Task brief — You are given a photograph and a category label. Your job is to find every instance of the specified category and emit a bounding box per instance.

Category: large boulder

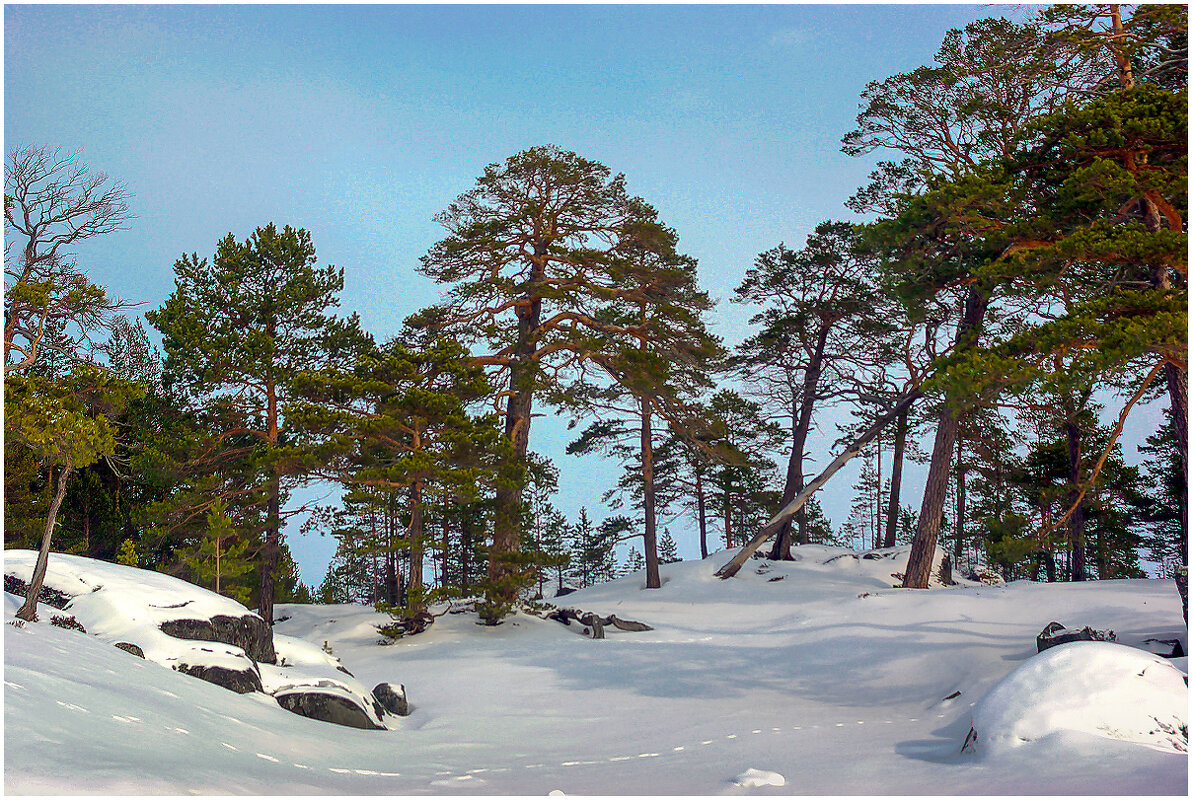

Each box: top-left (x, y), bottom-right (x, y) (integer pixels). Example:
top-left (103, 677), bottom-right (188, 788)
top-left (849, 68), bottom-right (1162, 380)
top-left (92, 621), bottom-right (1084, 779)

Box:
top-left (276, 690), bottom-right (385, 730)
top-left (373, 682), bottom-right (410, 716)
top-left (176, 663), bottom-right (263, 694)
top-left (966, 641), bottom-right (1187, 755)
top-left (4, 573), bottom-right (73, 610)
top-left (160, 615), bottom-right (276, 664)
top-left (1037, 621), bottom-right (1116, 653)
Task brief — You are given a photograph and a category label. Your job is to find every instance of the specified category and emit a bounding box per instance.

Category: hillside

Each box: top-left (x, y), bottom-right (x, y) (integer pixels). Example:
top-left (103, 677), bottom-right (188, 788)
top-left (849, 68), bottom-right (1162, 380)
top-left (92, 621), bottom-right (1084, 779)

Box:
top-left (4, 546), bottom-right (1187, 795)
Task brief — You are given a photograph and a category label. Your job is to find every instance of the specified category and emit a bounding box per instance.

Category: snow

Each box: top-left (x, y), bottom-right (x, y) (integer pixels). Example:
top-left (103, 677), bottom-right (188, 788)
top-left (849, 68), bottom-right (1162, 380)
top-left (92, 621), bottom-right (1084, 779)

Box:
top-left (733, 768), bottom-right (787, 788)
top-left (5, 545), bottom-right (1188, 794)
top-left (4, 549), bottom-right (385, 728)
top-left (970, 641), bottom-right (1188, 754)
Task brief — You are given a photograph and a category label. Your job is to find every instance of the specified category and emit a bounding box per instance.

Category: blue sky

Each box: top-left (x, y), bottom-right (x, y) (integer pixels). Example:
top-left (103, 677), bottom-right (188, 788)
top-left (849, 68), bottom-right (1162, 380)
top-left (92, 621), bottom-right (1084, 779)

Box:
top-left (7, 3), bottom-right (1057, 583)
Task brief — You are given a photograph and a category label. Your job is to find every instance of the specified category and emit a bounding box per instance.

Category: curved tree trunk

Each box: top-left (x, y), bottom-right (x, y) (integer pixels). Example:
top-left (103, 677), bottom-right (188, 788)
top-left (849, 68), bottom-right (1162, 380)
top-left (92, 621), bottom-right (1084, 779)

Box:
top-left (16, 465), bottom-right (73, 622)
top-left (903, 286), bottom-right (988, 589)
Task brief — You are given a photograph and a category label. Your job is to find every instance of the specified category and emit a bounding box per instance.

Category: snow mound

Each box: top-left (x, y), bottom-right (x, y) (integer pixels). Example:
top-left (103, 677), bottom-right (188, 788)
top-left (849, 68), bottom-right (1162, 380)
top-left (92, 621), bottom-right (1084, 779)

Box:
top-left (733, 768), bottom-right (786, 788)
top-left (969, 641), bottom-right (1188, 755)
top-left (4, 551), bottom-right (385, 729)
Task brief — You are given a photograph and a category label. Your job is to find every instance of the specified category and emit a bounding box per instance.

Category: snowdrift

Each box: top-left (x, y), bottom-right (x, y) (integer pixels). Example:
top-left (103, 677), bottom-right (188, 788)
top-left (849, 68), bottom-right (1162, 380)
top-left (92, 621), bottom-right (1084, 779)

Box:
top-left (5, 546), bottom-right (1188, 794)
top-left (4, 551), bottom-right (391, 730)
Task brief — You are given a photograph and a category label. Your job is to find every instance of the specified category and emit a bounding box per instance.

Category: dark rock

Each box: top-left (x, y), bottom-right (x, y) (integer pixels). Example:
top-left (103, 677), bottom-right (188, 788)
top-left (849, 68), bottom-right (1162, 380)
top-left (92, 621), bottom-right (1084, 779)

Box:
top-left (1143, 638), bottom-right (1185, 659)
top-left (372, 682), bottom-right (410, 716)
top-left (4, 574), bottom-right (73, 610)
top-left (175, 663), bottom-right (263, 694)
top-left (1037, 621), bottom-right (1116, 653)
top-left (554, 586), bottom-right (578, 597)
top-left (114, 642), bottom-right (145, 658)
top-left (275, 691), bottom-right (385, 730)
top-left (160, 614), bottom-right (276, 664)
top-left (608, 615), bottom-right (653, 633)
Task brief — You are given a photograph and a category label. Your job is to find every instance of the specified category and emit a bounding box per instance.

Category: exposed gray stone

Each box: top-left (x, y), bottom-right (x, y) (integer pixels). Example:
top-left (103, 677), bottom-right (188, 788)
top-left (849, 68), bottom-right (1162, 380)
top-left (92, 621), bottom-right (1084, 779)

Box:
top-left (275, 691), bottom-right (385, 730)
top-left (372, 682), bottom-right (410, 716)
top-left (175, 663), bottom-right (263, 694)
top-left (4, 573), bottom-right (72, 609)
top-left (1037, 621), bottom-right (1116, 653)
top-left (114, 642), bottom-right (145, 658)
top-left (160, 614), bottom-right (276, 664)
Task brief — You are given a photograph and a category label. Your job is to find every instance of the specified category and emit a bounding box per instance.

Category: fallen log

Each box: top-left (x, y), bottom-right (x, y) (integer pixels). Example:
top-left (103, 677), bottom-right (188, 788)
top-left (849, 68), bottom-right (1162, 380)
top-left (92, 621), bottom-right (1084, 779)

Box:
top-left (545, 607), bottom-right (654, 639)
top-left (715, 389), bottom-right (922, 579)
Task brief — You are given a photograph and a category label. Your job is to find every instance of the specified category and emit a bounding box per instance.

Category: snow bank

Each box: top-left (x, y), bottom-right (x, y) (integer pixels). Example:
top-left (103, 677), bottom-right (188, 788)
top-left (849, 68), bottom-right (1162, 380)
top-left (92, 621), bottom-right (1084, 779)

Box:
top-left (970, 641), bottom-right (1188, 755)
top-left (4, 550), bottom-right (385, 729)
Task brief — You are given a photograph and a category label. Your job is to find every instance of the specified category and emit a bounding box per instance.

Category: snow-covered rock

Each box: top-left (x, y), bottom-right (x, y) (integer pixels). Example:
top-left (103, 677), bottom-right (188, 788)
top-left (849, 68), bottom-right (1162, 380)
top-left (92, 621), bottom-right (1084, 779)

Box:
top-left (4, 551), bottom-right (386, 729)
top-left (733, 768), bottom-right (786, 788)
top-left (968, 641), bottom-right (1188, 755)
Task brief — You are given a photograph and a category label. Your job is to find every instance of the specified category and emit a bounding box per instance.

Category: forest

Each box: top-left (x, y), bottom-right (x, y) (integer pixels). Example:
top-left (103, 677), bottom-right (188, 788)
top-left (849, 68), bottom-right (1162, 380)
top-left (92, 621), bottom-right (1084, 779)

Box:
top-left (4, 4), bottom-right (1187, 634)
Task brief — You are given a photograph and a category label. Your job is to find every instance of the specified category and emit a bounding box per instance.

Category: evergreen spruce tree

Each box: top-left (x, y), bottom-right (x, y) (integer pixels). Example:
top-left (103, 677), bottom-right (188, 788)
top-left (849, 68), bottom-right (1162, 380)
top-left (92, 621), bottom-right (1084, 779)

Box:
top-left (623, 547), bottom-right (645, 576)
top-left (657, 528), bottom-right (680, 564)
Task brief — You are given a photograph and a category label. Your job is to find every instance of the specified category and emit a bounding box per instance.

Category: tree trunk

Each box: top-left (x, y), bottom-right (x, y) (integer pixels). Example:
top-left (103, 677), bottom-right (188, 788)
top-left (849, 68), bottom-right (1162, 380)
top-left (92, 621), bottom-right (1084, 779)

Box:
top-left (409, 481), bottom-right (425, 608)
top-left (258, 474), bottom-right (281, 626)
top-left (955, 464), bottom-right (966, 568)
top-left (723, 490), bottom-right (732, 549)
top-left (903, 286), bottom-right (988, 589)
top-left (385, 498), bottom-right (399, 604)
top-left (696, 467), bottom-right (708, 559)
top-left (1066, 418), bottom-right (1086, 581)
top-left (16, 465), bottom-right (73, 622)
top-left (770, 328), bottom-right (828, 558)
top-left (490, 268), bottom-right (543, 602)
top-left (1166, 363), bottom-right (1189, 565)
top-left (716, 388), bottom-right (922, 579)
top-left (640, 400), bottom-right (661, 589)
top-left (883, 405), bottom-right (909, 548)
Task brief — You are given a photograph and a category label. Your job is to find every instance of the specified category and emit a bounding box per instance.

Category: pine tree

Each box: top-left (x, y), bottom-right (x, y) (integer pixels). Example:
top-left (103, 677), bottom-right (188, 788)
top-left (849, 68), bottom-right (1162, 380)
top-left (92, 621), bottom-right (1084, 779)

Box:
top-left (622, 547), bottom-right (645, 576)
top-left (180, 499), bottom-right (255, 602)
top-left (418, 145), bottom-right (720, 610)
top-left (657, 528), bottom-right (680, 564)
top-left (147, 223), bottom-right (360, 625)
top-left (115, 538), bottom-right (139, 567)
top-left (733, 221), bottom-right (889, 558)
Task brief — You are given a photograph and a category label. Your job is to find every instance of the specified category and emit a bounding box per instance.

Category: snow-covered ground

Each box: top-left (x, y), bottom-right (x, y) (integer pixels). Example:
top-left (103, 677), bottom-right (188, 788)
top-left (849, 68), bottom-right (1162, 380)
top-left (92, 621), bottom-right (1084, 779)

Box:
top-left (4, 545), bottom-right (1188, 795)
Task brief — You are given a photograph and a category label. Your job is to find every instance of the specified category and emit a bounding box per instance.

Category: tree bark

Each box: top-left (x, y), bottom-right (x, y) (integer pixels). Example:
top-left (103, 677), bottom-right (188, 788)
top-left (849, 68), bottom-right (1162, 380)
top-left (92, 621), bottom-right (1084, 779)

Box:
top-left (258, 474), bottom-right (281, 625)
top-left (16, 465), bottom-right (73, 622)
top-left (955, 463), bottom-right (966, 567)
top-left (1165, 363), bottom-right (1189, 564)
top-left (1065, 418), bottom-right (1086, 581)
top-left (883, 405), bottom-right (909, 548)
top-left (640, 400), bottom-right (661, 589)
top-left (770, 328), bottom-right (829, 559)
top-left (903, 286), bottom-right (988, 589)
top-left (696, 467), bottom-right (708, 559)
top-left (409, 481), bottom-right (425, 607)
top-left (716, 388), bottom-right (922, 579)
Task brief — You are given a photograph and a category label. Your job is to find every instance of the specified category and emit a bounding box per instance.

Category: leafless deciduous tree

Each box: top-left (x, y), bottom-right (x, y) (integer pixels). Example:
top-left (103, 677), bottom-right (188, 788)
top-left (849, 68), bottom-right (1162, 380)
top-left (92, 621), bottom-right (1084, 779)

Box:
top-left (4, 146), bottom-right (133, 374)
